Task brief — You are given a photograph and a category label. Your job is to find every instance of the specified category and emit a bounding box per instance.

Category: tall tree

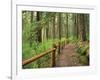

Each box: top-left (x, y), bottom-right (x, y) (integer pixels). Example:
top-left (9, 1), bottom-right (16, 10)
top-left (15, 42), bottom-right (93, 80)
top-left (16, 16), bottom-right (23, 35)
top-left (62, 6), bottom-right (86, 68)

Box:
top-left (78, 14), bottom-right (86, 41)
top-left (58, 13), bottom-right (62, 40)
top-left (30, 11), bottom-right (33, 47)
top-left (36, 12), bottom-right (42, 42)
top-left (46, 13), bottom-right (49, 40)
top-left (84, 14), bottom-right (89, 40)
top-left (66, 13), bottom-right (69, 38)
top-left (58, 13), bottom-right (62, 53)
top-left (73, 14), bottom-right (79, 39)
top-left (53, 13), bottom-right (56, 39)
top-left (76, 14), bottom-right (79, 39)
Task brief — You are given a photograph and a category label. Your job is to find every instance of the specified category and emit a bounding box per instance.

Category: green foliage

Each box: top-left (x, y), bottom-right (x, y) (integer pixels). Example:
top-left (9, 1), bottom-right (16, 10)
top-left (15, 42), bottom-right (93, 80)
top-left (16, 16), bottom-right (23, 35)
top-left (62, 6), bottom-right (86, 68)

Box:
top-left (22, 43), bottom-right (35, 60)
top-left (36, 40), bottom-right (53, 54)
top-left (86, 33), bottom-right (89, 41)
top-left (76, 42), bottom-right (89, 65)
top-left (66, 36), bottom-right (79, 43)
top-left (76, 44), bottom-right (89, 55)
top-left (60, 38), bottom-right (66, 42)
top-left (23, 39), bottom-right (57, 68)
top-left (79, 56), bottom-right (89, 65)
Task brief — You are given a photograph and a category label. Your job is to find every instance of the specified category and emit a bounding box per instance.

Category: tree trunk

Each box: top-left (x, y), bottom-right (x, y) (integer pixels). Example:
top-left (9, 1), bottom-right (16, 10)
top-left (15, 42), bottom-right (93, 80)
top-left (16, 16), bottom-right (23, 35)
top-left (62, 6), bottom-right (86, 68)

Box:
top-left (76, 14), bottom-right (79, 39)
top-left (74, 14), bottom-right (79, 39)
top-left (36, 12), bottom-right (42, 42)
top-left (58, 13), bottom-right (61, 40)
top-left (53, 14), bottom-right (56, 39)
top-left (78, 14), bottom-right (86, 41)
top-left (30, 11), bottom-right (33, 47)
top-left (66, 13), bottom-right (69, 38)
top-left (58, 13), bottom-right (62, 53)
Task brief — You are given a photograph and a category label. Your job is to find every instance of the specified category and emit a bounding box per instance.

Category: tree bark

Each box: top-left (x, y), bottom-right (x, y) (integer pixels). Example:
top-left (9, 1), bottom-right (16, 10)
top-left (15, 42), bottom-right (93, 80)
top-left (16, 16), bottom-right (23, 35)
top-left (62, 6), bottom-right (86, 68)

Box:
top-left (78, 14), bottom-right (86, 41)
top-left (66, 13), bottom-right (69, 38)
top-left (53, 14), bottom-right (56, 39)
top-left (30, 11), bottom-right (33, 47)
top-left (36, 12), bottom-right (42, 42)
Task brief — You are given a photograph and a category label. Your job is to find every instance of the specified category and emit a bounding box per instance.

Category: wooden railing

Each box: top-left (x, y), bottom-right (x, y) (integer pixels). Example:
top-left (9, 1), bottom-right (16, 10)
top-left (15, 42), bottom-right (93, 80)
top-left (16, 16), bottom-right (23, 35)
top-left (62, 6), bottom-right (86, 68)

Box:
top-left (22, 40), bottom-right (66, 67)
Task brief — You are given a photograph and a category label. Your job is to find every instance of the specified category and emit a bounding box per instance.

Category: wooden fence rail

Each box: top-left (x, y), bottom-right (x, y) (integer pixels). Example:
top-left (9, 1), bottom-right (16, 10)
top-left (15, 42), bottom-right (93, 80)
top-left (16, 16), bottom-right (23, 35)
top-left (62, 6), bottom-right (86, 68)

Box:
top-left (22, 40), bottom-right (66, 67)
top-left (22, 46), bottom-right (56, 67)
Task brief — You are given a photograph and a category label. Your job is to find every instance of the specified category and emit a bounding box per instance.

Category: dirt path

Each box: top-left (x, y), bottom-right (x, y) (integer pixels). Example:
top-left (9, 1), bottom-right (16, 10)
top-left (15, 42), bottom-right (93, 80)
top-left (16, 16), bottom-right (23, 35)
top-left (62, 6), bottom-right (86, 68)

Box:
top-left (56, 43), bottom-right (82, 67)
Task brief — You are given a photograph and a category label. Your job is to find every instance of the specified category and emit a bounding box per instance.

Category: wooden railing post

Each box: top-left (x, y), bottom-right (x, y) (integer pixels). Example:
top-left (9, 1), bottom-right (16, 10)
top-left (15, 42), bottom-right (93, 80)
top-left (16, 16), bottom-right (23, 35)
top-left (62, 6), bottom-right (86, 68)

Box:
top-left (51, 44), bottom-right (56, 67)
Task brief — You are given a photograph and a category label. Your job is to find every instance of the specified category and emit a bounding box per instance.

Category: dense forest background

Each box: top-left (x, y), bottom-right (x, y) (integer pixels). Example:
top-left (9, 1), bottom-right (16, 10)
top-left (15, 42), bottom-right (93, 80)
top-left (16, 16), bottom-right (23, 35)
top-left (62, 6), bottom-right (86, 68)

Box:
top-left (22, 11), bottom-right (89, 68)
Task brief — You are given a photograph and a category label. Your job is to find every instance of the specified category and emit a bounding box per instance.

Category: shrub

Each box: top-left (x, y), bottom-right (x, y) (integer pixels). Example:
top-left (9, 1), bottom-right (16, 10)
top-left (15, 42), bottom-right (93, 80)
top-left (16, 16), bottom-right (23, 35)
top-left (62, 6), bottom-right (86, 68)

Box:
top-left (76, 42), bottom-right (89, 65)
top-left (79, 56), bottom-right (89, 65)
top-left (76, 44), bottom-right (89, 56)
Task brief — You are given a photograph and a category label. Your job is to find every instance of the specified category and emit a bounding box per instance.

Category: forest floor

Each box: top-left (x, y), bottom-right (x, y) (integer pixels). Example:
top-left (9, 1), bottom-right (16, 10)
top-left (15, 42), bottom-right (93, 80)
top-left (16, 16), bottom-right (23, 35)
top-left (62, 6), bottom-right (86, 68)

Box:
top-left (56, 43), bottom-right (82, 67)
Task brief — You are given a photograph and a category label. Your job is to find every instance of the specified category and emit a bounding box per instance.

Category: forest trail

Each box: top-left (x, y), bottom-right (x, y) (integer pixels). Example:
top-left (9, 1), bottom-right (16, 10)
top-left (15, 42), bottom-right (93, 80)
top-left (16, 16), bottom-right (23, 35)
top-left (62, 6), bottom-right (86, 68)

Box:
top-left (56, 43), bottom-right (82, 67)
